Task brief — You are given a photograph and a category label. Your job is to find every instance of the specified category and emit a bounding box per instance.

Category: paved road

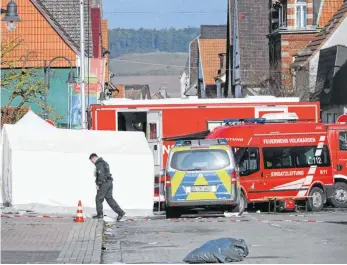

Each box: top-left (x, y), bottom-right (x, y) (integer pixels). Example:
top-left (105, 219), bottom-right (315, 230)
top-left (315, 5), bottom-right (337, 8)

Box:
top-left (102, 210), bottom-right (347, 264)
top-left (1, 217), bottom-right (103, 264)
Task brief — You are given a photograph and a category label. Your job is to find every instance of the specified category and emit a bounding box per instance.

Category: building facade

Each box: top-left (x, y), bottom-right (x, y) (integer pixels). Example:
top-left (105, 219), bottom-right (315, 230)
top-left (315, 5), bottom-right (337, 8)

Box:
top-left (268, 0), bottom-right (344, 95)
top-left (1, 0), bottom-right (109, 128)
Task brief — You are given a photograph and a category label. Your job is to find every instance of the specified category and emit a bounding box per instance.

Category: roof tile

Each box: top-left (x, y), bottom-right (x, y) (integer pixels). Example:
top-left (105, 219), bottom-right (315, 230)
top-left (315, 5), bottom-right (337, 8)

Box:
top-left (318, 0), bottom-right (344, 27)
top-left (31, 0), bottom-right (93, 56)
top-left (294, 1), bottom-right (347, 67)
top-left (199, 39), bottom-right (227, 85)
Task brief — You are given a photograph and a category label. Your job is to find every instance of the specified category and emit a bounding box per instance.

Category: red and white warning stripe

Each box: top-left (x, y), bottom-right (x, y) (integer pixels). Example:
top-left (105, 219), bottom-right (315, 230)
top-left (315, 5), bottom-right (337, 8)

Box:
top-left (256, 218), bottom-right (324, 223)
top-left (1, 213), bottom-right (74, 219)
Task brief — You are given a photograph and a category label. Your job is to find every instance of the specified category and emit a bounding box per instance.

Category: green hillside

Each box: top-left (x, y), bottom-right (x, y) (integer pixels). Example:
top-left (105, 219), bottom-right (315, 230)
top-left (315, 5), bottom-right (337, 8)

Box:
top-left (109, 27), bottom-right (199, 57)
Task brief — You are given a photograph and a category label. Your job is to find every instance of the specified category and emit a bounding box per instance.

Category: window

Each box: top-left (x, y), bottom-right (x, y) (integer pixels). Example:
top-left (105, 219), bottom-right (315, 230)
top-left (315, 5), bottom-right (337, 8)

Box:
top-left (263, 147), bottom-right (294, 169)
top-left (340, 132), bottom-right (347, 151)
top-left (170, 149), bottom-right (230, 171)
top-left (263, 145), bottom-right (331, 169)
top-left (296, 0), bottom-right (307, 28)
top-left (149, 123), bottom-right (157, 140)
top-left (294, 146), bottom-right (330, 167)
top-left (236, 147), bottom-right (259, 176)
top-left (271, 1), bottom-right (287, 31)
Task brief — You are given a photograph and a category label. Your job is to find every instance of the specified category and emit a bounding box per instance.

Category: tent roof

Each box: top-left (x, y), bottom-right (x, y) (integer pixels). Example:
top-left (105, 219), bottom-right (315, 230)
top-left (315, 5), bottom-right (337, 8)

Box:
top-left (14, 111), bottom-right (55, 131)
top-left (4, 127), bottom-right (150, 156)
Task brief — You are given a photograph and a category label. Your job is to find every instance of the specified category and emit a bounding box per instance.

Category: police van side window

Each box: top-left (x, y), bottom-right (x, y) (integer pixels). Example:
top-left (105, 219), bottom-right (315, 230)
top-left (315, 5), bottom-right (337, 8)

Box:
top-left (237, 147), bottom-right (259, 176)
top-left (339, 132), bottom-right (347, 151)
top-left (263, 147), bottom-right (294, 169)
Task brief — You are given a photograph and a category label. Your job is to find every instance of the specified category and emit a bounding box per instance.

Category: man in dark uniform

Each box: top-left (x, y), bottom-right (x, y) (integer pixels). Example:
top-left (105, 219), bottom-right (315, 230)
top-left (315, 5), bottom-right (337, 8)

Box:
top-left (89, 153), bottom-right (125, 221)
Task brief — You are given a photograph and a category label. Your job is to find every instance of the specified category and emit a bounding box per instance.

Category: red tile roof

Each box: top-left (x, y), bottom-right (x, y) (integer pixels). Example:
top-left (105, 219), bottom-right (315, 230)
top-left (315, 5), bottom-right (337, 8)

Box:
top-left (199, 39), bottom-right (227, 85)
top-left (293, 1), bottom-right (347, 68)
top-left (318, 0), bottom-right (344, 27)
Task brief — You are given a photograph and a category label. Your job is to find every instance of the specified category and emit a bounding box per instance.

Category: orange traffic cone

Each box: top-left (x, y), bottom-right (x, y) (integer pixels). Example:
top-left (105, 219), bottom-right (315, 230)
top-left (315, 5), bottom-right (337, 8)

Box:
top-left (75, 200), bottom-right (84, 223)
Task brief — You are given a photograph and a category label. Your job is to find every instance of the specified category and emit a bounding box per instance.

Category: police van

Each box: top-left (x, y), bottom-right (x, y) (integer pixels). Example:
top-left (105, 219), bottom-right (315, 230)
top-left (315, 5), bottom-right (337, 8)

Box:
top-left (163, 139), bottom-right (241, 218)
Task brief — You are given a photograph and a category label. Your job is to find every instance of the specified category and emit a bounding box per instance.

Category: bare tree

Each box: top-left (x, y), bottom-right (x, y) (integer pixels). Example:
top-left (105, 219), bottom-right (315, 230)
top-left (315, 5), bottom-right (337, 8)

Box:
top-left (254, 61), bottom-right (314, 100)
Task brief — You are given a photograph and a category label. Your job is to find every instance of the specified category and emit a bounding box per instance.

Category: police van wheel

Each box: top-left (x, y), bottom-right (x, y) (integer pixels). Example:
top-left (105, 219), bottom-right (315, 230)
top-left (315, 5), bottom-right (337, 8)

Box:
top-left (308, 187), bottom-right (324, 211)
top-left (330, 182), bottom-right (347, 208)
top-left (232, 192), bottom-right (247, 214)
top-left (165, 207), bottom-right (181, 219)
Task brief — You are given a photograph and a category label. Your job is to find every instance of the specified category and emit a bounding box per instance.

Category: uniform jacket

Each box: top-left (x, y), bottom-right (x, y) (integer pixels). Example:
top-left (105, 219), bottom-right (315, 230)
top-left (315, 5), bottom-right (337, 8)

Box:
top-left (95, 158), bottom-right (113, 186)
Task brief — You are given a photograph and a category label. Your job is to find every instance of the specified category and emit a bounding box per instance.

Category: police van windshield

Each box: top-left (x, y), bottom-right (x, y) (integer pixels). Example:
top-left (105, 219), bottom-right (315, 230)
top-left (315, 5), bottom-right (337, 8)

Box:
top-left (170, 149), bottom-right (230, 171)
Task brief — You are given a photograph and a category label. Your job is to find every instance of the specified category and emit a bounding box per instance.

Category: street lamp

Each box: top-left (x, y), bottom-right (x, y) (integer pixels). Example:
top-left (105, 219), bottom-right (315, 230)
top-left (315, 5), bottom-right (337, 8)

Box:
top-left (98, 82), bottom-right (106, 101)
top-left (1, 0), bottom-right (21, 32)
top-left (44, 56), bottom-right (76, 120)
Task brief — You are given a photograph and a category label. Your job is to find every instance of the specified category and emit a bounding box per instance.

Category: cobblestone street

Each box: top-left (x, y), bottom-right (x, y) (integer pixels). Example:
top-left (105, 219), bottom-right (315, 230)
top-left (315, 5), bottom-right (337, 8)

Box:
top-left (1, 217), bottom-right (103, 264)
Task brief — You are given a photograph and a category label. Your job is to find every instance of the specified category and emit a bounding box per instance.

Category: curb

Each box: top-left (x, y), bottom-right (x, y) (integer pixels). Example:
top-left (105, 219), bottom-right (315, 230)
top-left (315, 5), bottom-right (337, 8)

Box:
top-left (92, 219), bottom-right (104, 264)
top-left (1, 213), bottom-right (74, 219)
top-left (2, 214), bottom-right (333, 224)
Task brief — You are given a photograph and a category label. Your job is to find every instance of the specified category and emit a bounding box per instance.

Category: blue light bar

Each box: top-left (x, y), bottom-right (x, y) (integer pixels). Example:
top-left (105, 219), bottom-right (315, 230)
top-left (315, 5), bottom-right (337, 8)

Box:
top-left (223, 119), bottom-right (243, 123)
top-left (217, 138), bottom-right (228, 144)
top-left (175, 140), bottom-right (191, 146)
top-left (175, 140), bottom-right (184, 146)
top-left (245, 118), bottom-right (266, 124)
top-left (223, 118), bottom-right (266, 124)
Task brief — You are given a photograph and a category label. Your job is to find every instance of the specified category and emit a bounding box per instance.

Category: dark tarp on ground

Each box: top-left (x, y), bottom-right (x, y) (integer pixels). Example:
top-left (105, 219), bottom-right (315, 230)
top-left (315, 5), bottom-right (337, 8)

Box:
top-left (183, 238), bottom-right (249, 263)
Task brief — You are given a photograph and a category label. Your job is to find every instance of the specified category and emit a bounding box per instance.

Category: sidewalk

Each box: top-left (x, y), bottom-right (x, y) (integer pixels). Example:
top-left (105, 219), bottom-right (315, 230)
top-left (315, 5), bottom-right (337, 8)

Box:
top-left (1, 217), bottom-right (104, 264)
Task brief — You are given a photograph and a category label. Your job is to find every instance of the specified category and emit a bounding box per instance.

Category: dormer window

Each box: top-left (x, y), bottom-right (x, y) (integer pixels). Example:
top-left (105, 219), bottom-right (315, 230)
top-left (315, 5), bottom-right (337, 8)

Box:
top-left (296, 0), bottom-right (307, 28)
top-left (270, 1), bottom-right (287, 31)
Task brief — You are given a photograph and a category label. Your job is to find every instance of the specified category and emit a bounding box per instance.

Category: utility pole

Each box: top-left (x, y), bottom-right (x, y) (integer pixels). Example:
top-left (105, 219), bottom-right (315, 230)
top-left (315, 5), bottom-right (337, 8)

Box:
top-left (225, 0), bottom-right (232, 98)
top-left (43, 60), bottom-right (48, 119)
top-left (80, 0), bottom-right (87, 129)
top-left (232, 0), bottom-right (242, 98)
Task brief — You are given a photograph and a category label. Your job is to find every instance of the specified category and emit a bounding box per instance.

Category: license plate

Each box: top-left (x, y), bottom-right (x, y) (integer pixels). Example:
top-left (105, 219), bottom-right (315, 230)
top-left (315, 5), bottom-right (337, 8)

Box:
top-left (191, 186), bottom-right (213, 192)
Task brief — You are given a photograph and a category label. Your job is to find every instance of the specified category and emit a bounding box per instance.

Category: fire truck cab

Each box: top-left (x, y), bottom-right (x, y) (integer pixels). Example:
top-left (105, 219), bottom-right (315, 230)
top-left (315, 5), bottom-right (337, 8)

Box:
top-left (207, 118), bottom-right (335, 211)
top-left (325, 123), bottom-right (347, 208)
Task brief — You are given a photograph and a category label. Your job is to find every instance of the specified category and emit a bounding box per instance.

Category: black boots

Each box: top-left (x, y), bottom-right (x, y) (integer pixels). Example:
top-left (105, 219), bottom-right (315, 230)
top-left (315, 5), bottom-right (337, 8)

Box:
top-left (117, 212), bottom-right (125, 221)
top-left (92, 215), bottom-right (103, 219)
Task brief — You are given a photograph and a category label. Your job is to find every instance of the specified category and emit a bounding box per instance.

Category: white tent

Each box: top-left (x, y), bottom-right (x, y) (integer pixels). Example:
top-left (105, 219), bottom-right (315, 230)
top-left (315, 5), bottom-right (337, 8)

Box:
top-left (1, 113), bottom-right (154, 217)
top-left (14, 110), bottom-right (56, 130)
top-left (0, 111), bottom-right (55, 205)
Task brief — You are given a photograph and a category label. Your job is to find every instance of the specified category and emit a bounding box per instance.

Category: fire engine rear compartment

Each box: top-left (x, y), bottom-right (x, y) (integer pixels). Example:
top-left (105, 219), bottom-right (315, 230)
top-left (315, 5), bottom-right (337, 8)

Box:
top-left (116, 110), bottom-right (163, 203)
top-left (117, 111), bottom-right (147, 134)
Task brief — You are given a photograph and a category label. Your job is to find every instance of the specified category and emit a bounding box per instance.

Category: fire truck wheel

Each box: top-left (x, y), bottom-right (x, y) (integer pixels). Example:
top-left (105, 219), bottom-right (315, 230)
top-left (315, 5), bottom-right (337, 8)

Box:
top-left (308, 187), bottom-right (325, 211)
top-left (330, 182), bottom-right (347, 208)
top-left (165, 207), bottom-right (182, 219)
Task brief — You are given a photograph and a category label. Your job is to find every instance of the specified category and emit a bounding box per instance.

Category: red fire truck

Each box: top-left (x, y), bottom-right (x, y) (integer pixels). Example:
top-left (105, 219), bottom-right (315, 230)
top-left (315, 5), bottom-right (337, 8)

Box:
top-left (90, 97), bottom-right (320, 207)
top-left (325, 122), bottom-right (347, 208)
top-left (206, 118), bottom-right (347, 211)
